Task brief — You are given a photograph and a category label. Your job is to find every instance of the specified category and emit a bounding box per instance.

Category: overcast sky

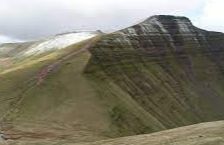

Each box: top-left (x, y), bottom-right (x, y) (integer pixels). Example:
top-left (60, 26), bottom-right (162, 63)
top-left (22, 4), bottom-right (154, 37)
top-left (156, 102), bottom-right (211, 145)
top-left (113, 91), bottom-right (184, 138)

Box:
top-left (0, 0), bottom-right (223, 41)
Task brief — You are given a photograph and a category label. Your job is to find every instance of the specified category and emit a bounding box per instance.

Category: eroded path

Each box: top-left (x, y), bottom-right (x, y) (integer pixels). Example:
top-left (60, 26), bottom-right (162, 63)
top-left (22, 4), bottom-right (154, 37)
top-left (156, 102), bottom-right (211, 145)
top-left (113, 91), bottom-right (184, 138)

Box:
top-left (0, 39), bottom-right (101, 144)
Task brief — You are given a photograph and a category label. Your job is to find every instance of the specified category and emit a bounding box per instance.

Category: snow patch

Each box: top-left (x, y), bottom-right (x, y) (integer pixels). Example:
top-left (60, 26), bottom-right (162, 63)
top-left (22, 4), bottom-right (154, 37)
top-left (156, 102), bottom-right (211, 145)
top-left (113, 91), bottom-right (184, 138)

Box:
top-left (24, 32), bottom-right (97, 56)
top-left (0, 35), bottom-right (22, 44)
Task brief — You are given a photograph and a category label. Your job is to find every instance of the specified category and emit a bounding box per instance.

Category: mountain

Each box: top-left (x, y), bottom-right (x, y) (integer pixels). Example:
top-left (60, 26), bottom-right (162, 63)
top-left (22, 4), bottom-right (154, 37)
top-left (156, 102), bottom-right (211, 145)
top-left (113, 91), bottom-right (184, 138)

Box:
top-left (86, 15), bottom-right (224, 128)
top-left (0, 15), bottom-right (224, 145)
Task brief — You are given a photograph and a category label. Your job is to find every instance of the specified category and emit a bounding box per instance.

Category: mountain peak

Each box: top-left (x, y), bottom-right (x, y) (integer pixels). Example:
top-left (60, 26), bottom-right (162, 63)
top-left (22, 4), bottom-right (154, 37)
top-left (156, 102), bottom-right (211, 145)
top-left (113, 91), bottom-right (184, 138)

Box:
top-left (132, 15), bottom-right (195, 34)
top-left (147, 15), bottom-right (191, 22)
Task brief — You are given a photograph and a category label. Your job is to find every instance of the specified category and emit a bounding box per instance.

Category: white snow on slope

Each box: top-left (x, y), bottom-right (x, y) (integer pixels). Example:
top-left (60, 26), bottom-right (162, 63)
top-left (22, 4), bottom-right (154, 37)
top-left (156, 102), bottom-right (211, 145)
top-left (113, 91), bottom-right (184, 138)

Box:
top-left (24, 32), bottom-right (97, 56)
top-left (0, 35), bottom-right (21, 44)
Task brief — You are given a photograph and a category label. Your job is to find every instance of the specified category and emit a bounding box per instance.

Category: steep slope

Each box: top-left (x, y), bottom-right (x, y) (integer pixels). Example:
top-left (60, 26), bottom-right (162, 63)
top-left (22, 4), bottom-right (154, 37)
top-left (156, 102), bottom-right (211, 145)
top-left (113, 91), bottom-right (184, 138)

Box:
top-left (85, 15), bottom-right (224, 130)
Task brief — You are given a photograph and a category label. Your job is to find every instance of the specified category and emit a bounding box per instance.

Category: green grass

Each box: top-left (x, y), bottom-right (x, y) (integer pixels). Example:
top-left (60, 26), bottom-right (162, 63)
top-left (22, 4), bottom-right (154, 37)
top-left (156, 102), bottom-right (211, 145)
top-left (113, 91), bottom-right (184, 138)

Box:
top-left (0, 38), bottom-right (164, 142)
top-left (85, 29), bottom-right (224, 132)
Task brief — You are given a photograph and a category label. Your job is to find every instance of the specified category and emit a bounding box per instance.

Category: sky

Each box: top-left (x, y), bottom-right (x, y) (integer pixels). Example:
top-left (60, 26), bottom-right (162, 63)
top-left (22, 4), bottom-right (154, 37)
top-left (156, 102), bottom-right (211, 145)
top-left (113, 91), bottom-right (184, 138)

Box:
top-left (0, 0), bottom-right (223, 42)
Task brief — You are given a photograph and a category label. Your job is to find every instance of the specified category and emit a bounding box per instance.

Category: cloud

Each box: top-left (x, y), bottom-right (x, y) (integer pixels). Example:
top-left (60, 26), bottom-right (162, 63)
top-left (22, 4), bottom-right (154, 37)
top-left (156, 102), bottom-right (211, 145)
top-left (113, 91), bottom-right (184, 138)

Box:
top-left (0, 0), bottom-right (221, 40)
top-left (194, 0), bottom-right (224, 32)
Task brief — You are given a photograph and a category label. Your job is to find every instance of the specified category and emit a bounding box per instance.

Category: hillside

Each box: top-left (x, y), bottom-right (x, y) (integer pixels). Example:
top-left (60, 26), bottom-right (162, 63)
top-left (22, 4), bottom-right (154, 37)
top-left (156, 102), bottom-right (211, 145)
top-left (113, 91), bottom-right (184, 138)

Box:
top-left (4, 121), bottom-right (224, 144)
top-left (74, 121), bottom-right (224, 145)
top-left (0, 15), bottom-right (224, 144)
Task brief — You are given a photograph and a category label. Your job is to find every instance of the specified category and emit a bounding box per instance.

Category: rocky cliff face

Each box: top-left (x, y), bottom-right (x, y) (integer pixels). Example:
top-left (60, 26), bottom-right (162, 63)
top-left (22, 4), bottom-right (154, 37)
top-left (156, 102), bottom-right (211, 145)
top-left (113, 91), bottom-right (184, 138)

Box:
top-left (86, 15), bottom-right (224, 129)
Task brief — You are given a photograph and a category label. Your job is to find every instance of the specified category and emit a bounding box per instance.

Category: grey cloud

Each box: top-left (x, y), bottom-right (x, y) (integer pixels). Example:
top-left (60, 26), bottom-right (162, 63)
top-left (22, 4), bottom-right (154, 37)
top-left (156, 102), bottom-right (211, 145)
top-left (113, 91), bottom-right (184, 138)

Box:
top-left (0, 0), bottom-right (213, 41)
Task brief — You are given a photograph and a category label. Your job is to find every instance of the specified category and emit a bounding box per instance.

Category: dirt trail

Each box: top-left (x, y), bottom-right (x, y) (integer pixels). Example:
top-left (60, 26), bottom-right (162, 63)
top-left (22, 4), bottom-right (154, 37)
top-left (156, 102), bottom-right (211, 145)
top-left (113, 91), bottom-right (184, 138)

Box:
top-left (0, 39), bottom-right (96, 140)
top-left (36, 40), bottom-right (93, 85)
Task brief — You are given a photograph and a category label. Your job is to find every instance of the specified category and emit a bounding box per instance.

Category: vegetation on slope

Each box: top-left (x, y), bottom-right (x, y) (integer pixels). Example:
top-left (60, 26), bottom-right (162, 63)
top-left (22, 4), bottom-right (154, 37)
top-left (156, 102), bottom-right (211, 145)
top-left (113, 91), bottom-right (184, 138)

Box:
top-left (85, 15), bottom-right (224, 132)
top-left (74, 121), bottom-right (224, 145)
top-left (0, 36), bottom-right (163, 144)
top-left (1, 15), bottom-right (224, 145)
